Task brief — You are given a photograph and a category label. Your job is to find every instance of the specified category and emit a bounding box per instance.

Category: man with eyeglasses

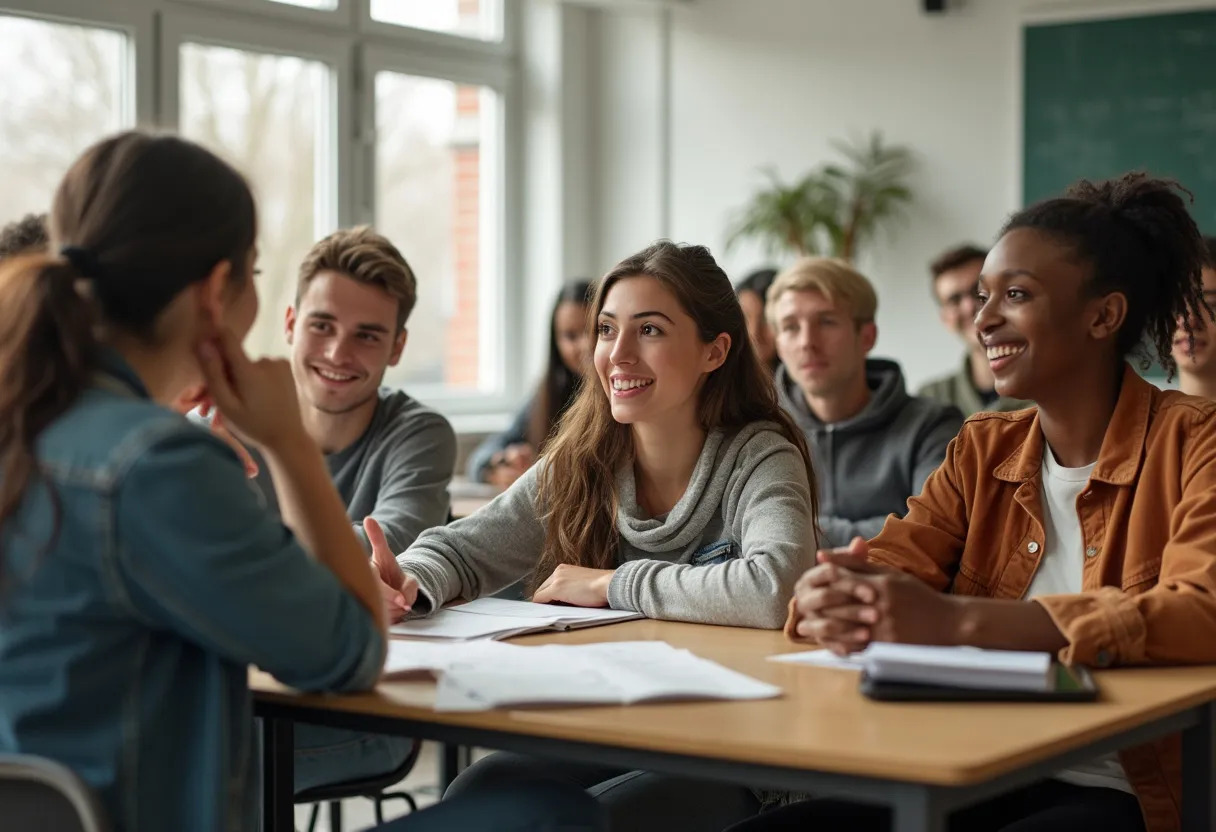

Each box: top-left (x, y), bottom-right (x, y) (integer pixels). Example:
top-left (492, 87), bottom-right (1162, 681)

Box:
top-left (917, 243), bottom-right (1032, 416)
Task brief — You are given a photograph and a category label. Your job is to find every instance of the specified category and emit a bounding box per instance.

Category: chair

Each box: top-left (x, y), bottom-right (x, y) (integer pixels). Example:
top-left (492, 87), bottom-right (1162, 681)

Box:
top-left (294, 740), bottom-right (422, 832)
top-left (0, 753), bottom-right (109, 832)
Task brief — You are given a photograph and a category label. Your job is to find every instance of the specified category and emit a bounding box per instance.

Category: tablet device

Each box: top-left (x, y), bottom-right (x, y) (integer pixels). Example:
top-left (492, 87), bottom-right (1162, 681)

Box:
top-left (860, 663), bottom-right (1098, 702)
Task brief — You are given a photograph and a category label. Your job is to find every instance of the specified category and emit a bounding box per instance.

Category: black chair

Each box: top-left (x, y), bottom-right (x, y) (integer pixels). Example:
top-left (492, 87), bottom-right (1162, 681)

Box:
top-left (294, 740), bottom-right (422, 832)
top-left (0, 753), bottom-right (109, 832)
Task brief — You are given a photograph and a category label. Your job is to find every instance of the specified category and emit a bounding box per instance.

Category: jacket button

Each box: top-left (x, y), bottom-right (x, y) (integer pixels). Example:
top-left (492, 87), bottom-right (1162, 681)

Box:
top-left (1095, 650), bottom-right (1112, 667)
top-left (1027, 541), bottom-right (1040, 554)
top-left (1085, 546), bottom-right (1098, 558)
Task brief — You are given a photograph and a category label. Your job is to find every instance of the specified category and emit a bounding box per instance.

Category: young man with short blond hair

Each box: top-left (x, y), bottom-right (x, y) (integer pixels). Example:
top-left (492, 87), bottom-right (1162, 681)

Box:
top-left (768, 257), bottom-right (963, 547)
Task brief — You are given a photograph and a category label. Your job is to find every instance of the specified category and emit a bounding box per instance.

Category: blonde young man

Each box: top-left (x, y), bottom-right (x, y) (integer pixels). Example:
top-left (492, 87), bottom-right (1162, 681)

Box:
top-left (1174, 236), bottom-right (1216, 399)
top-left (768, 257), bottom-right (963, 547)
top-left (918, 244), bottom-right (1032, 415)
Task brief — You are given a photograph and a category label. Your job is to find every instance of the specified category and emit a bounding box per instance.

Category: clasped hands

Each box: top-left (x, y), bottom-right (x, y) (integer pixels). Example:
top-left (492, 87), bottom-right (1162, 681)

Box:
top-left (792, 536), bottom-right (961, 656)
top-left (364, 517), bottom-right (614, 623)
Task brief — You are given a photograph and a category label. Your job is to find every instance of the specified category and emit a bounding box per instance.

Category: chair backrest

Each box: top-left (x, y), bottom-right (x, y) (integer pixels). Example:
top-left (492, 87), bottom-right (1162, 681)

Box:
top-left (0, 754), bottom-right (109, 832)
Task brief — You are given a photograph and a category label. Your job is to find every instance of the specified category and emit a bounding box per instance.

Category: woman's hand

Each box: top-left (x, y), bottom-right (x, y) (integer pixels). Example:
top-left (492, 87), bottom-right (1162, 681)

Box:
top-left (532, 564), bottom-right (615, 607)
top-left (791, 537), bottom-right (961, 655)
top-left (194, 326), bottom-right (305, 456)
top-left (172, 387), bottom-right (260, 478)
top-left (366, 517), bottom-right (418, 623)
top-left (486, 443), bottom-right (535, 488)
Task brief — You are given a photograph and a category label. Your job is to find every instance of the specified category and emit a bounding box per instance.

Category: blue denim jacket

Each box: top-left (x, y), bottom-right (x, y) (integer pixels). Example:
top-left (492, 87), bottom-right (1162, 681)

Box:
top-left (0, 355), bottom-right (384, 832)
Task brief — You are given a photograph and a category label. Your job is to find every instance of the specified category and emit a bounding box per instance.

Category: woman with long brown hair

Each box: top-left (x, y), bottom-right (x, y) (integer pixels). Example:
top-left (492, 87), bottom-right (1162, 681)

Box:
top-left (0, 132), bottom-right (603, 832)
top-left (374, 240), bottom-right (819, 831)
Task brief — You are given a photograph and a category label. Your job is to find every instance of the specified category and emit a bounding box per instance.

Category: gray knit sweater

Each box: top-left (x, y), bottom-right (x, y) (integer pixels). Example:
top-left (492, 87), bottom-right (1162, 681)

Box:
top-left (396, 422), bottom-right (816, 630)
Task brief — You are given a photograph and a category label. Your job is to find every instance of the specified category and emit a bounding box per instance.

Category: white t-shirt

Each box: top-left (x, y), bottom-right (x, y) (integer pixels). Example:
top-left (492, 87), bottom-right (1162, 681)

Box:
top-left (1026, 446), bottom-right (1133, 795)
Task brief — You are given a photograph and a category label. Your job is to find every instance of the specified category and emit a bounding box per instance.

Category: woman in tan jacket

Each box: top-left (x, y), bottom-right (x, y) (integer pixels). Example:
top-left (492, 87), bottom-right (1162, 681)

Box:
top-left (750, 172), bottom-right (1216, 832)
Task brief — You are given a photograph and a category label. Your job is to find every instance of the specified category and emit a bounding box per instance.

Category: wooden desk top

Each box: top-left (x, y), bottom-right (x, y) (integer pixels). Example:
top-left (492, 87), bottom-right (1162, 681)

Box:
top-left (251, 619), bottom-right (1216, 786)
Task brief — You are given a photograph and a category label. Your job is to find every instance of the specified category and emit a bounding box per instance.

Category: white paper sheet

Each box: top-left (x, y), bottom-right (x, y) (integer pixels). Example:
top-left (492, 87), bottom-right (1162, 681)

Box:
top-left (389, 598), bottom-right (643, 641)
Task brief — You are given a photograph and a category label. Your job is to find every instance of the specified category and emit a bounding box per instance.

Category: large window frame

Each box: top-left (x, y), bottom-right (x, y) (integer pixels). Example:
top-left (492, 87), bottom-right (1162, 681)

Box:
top-left (0, 0), bottom-right (522, 421)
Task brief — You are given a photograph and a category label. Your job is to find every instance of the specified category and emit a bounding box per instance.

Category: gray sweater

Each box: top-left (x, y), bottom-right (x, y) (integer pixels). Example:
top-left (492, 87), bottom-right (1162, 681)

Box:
top-left (777, 358), bottom-right (963, 548)
top-left (397, 422), bottom-right (816, 630)
top-left (252, 389), bottom-right (456, 554)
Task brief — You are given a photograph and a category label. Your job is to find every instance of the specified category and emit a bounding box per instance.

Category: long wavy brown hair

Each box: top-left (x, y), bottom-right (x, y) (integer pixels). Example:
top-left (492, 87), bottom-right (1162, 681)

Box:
top-left (531, 240), bottom-right (818, 592)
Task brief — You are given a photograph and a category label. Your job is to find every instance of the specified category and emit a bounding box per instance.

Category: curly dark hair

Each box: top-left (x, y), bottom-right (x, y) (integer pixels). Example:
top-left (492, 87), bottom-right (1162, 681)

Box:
top-left (1001, 172), bottom-right (1209, 380)
top-left (0, 213), bottom-right (48, 259)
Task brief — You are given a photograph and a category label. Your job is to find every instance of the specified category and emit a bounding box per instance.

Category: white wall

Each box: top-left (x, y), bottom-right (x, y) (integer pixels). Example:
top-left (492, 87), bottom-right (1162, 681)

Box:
top-left (583, 0), bottom-right (1216, 390)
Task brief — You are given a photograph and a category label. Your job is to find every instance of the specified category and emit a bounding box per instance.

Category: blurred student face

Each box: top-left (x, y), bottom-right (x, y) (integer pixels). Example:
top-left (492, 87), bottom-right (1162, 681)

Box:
top-left (934, 258), bottom-right (984, 349)
top-left (593, 275), bottom-right (728, 430)
top-left (738, 289), bottom-right (776, 367)
top-left (773, 289), bottom-right (874, 401)
top-left (286, 270), bottom-right (406, 416)
top-left (975, 228), bottom-right (1120, 403)
top-left (553, 300), bottom-right (591, 374)
top-left (1172, 266), bottom-right (1216, 378)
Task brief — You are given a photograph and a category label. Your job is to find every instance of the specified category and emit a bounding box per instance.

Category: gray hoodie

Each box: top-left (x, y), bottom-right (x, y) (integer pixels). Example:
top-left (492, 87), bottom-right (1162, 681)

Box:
top-left (777, 358), bottom-right (963, 548)
top-left (396, 421), bottom-right (816, 630)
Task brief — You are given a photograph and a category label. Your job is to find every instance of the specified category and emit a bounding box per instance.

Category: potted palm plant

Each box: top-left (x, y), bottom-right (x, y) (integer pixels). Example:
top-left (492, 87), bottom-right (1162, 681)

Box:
top-left (726, 132), bottom-right (915, 263)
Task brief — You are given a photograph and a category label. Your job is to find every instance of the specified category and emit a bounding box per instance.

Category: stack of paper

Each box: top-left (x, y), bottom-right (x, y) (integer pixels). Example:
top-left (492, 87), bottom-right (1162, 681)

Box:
top-left (390, 597), bottom-right (644, 641)
top-left (384, 639), bottom-right (782, 711)
top-left (771, 643), bottom-right (1054, 692)
top-left (862, 643), bottom-right (1053, 692)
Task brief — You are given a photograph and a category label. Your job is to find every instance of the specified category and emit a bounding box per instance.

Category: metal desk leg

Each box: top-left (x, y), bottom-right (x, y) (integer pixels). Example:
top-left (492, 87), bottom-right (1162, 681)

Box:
top-left (440, 743), bottom-right (468, 794)
top-left (1182, 701), bottom-right (1216, 831)
top-left (889, 786), bottom-right (945, 832)
top-left (261, 717), bottom-right (295, 832)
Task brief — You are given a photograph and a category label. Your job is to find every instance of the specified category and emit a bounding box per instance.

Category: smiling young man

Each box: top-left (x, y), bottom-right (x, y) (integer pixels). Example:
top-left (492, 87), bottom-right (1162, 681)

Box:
top-left (1173, 236), bottom-right (1216, 398)
top-left (918, 244), bottom-right (1032, 415)
top-left (270, 226), bottom-right (457, 794)
top-left (768, 257), bottom-right (963, 548)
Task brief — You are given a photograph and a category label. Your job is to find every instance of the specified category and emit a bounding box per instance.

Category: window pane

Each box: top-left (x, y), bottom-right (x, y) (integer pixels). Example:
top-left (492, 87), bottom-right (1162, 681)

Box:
top-left (0, 16), bottom-right (128, 223)
top-left (370, 0), bottom-right (502, 42)
top-left (375, 72), bottom-right (500, 393)
top-left (179, 43), bottom-right (334, 359)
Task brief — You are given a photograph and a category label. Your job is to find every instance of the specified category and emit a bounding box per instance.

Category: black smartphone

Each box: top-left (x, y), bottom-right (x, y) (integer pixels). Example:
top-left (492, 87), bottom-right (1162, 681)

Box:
top-left (860, 663), bottom-right (1098, 702)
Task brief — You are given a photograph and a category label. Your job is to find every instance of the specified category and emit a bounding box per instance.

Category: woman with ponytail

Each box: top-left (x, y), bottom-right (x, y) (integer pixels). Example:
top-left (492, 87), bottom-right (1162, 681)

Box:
top-left (768, 172), bottom-right (1216, 832)
top-left (0, 132), bottom-right (602, 832)
top-left (373, 240), bottom-right (818, 831)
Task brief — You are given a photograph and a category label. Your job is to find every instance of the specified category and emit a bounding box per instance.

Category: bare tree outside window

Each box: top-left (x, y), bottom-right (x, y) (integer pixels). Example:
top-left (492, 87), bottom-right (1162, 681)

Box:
top-left (0, 16), bottom-right (127, 225)
top-left (179, 43), bottom-right (332, 360)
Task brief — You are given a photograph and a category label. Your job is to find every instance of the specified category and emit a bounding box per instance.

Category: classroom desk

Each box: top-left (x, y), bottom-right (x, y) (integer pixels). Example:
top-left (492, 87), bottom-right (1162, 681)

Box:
top-left (253, 620), bottom-right (1216, 832)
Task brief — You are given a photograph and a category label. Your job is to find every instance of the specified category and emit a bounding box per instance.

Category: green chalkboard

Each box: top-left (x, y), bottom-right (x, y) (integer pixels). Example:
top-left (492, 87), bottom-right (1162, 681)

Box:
top-left (1023, 9), bottom-right (1216, 233)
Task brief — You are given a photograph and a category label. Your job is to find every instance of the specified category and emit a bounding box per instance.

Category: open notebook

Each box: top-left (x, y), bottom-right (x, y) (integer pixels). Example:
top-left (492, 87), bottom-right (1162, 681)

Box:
top-left (384, 639), bottom-right (781, 711)
top-left (389, 597), bottom-right (644, 641)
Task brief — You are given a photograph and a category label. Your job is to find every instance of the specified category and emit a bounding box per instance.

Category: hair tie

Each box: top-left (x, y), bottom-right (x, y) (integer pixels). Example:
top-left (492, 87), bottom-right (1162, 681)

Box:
top-left (60, 245), bottom-right (103, 281)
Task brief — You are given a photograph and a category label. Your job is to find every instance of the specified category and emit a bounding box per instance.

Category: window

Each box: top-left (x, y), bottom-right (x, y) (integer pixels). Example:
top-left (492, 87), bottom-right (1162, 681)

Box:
top-left (178, 42), bottom-right (335, 360)
top-left (371, 0), bottom-right (502, 42)
top-left (0, 15), bottom-right (130, 222)
top-left (376, 72), bottom-right (501, 392)
top-left (270, 0), bottom-right (337, 8)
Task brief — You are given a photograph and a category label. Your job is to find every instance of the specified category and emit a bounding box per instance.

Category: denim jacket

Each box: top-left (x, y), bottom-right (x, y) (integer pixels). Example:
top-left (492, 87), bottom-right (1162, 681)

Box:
top-left (0, 355), bottom-right (384, 832)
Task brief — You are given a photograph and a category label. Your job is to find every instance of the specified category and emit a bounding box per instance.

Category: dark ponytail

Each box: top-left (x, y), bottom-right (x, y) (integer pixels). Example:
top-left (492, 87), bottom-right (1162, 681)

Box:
top-left (1002, 172), bottom-right (1209, 378)
top-left (0, 131), bottom-right (257, 586)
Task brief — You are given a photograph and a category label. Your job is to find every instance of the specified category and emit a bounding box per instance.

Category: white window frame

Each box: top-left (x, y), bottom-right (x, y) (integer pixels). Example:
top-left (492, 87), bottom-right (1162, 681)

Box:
top-left (0, 0), bottom-right (523, 422)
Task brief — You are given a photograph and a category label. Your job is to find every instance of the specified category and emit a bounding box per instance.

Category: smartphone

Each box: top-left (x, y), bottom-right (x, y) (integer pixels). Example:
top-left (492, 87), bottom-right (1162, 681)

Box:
top-left (860, 663), bottom-right (1099, 702)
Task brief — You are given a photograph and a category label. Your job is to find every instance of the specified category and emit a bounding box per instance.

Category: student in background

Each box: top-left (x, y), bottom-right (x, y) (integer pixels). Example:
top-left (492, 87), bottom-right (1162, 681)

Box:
top-left (0, 212), bottom-right (48, 259)
top-left (772, 174), bottom-right (1216, 832)
top-left (468, 280), bottom-right (593, 487)
top-left (918, 243), bottom-right (1032, 415)
top-left (276, 227), bottom-right (457, 792)
top-left (373, 240), bottom-right (818, 832)
top-left (0, 131), bottom-right (603, 832)
top-left (769, 257), bottom-right (962, 548)
top-left (1173, 235), bottom-right (1216, 399)
top-left (736, 266), bottom-right (779, 373)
